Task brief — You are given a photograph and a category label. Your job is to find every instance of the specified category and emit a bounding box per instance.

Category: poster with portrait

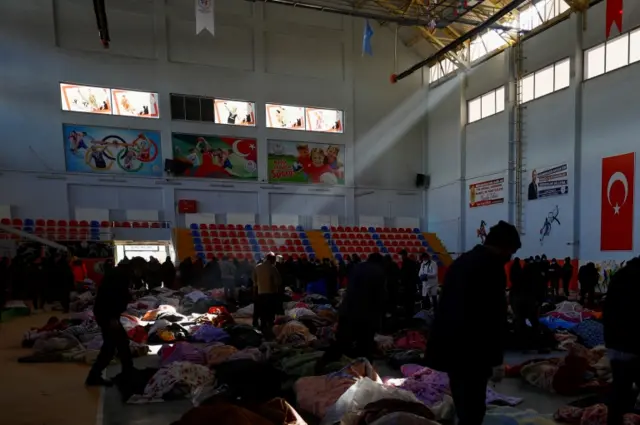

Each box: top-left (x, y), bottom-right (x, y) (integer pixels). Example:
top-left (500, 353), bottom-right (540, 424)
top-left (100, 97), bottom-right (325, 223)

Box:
top-left (214, 99), bottom-right (255, 126)
top-left (60, 83), bottom-right (112, 114)
top-left (527, 162), bottom-right (569, 200)
top-left (63, 124), bottom-right (163, 177)
top-left (305, 108), bottom-right (344, 133)
top-left (267, 140), bottom-right (345, 185)
top-left (171, 133), bottom-right (258, 180)
top-left (265, 104), bottom-right (305, 130)
top-left (469, 178), bottom-right (505, 208)
top-left (111, 89), bottom-right (159, 118)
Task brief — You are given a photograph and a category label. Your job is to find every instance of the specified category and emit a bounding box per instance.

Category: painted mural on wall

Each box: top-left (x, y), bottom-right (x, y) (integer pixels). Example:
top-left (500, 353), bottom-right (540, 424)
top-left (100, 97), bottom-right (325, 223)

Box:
top-left (527, 162), bottom-right (570, 201)
top-left (63, 124), bottom-right (162, 176)
top-left (171, 133), bottom-right (258, 180)
top-left (469, 178), bottom-right (505, 208)
top-left (267, 140), bottom-right (345, 185)
top-left (476, 220), bottom-right (488, 243)
top-left (539, 205), bottom-right (560, 245)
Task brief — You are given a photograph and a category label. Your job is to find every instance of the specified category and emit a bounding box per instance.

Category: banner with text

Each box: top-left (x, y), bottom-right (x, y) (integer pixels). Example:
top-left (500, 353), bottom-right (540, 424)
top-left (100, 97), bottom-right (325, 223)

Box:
top-left (527, 162), bottom-right (570, 200)
top-left (172, 133), bottom-right (258, 180)
top-left (267, 140), bottom-right (345, 185)
top-left (469, 177), bottom-right (505, 208)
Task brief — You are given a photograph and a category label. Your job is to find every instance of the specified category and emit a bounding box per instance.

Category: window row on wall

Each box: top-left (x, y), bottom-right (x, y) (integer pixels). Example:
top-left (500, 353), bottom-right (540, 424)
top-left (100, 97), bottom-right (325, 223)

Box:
top-left (430, 0), bottom-right (570, 84)
top-left (62, 123), bottom-right (346, 186)
top-left (59, 83), bottom-right (344, 134)
top-left (467, 57), bottom-right (570, 124)
top-left (170, 94), bottom-right (343, 134)
top-left (60, 83), bottom-right (159, 119)
top-left (585, 28), bottom-right (640, 80)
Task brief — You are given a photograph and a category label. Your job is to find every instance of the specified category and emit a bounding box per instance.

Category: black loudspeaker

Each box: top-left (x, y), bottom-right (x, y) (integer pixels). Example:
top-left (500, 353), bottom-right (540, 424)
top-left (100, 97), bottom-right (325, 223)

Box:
top-left (164, 159), bottom-right (189, 175)
top-left (416, 173), bottom-right (429, 188)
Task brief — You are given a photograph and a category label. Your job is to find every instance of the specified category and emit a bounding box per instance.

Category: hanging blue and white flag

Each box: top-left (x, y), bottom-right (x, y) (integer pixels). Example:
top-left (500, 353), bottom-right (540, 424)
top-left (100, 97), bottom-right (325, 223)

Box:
top-left (363, 19), bottom-right (374, 56)
top-left (196, 0), bottom-right (215, 35)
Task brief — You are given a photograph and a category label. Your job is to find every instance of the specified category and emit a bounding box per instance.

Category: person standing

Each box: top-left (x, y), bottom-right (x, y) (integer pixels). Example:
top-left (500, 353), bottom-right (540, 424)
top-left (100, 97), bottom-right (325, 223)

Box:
top-left (603, 258), bottom-right (640, 425)
top-left (578, 262), bottom-right (599, 307)
top-left (317, 253), bottom-right (386, 367)
top-left (160, 257), bottom-right (176, 289)
top-left (220, 256), bottom-right (236, 300)
top-left (251, 253), bottom-right (281, 335)
top-left (511, 258), bottom-right (544, 352)
top-left (418, 253), bottom-right (439, 310)
top-left (425, 221), bottom-right (521, 425)
top-left (548, 258), bottom-right (561, 297)
top-left (85, 263), bottom-right (135, 386)
top-left (399, 249), bottom-right (419, 318)
top-left (561, 257), bottom-right (573, 297)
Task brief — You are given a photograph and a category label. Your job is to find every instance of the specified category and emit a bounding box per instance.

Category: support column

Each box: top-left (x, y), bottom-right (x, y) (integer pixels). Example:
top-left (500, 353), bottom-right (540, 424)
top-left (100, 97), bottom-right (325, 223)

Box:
top-left (458, 73), bottom-right (468, 252)
top-left (572, 13), bottom-right (584, 259)
top-left (506, 46), bottom-right (517, 226)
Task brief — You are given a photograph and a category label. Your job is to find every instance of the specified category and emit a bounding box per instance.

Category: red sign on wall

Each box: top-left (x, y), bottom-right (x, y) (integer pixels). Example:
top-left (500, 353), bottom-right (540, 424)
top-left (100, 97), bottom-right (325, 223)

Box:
top-left (178, 199), bottom-right (197, 214)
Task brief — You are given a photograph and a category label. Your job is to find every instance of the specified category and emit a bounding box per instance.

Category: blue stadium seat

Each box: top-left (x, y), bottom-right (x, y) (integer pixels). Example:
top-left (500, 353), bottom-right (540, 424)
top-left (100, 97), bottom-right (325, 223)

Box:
top-left (245, 224), bottom-right (253, 230)
top-left (252, 246), bottom-right (260, 252)
top-left (254, 253), bottom-right (262, 261)
top-left (323, 233), bottom-right (330, 239)
top-left (23, 227), bottom-right (33, 233)
top-left (368, 227), bottom-right (375, 232)
top-left (413, 228), bottom-right (421, 233)
top-left (90, 221), bottom-right (100, 227)
top-left (376, 240), bottom-right (384, 246)
top-left (191, 230), bottom-right (200, 237)
top-left (335, 254), bottom-right (343, 261)
top-left (195, 244), bottom-right (204, 252)
top-left (197, 252), bottom-right (205, 259)
top-left (381, 248), bottom-right (389, 254)
top-left (321, 226), bottom-right (329, 232)
top-left (24, 219), bottom-right (34, 226)
top-left (299, 232), bottom-right (307, 239)
top-left (190, 223), bottom-right (198, 229)
top-left (331, 246), bottom-right (339, 253)
top-left (305, 246), bottom-right (314, 253)
top-left (422, 241), bottom-right (429, 247)
top-left (417, 234), bottom-right (425, 240)
top-left (372, 234), bottom-right (379, 240)
top-left (302, 239), bottom-right (309, 246)
top-left (193, 238), bottom-right (202, 245)
top-left (249, 239), bottom-right (258, 245)
top-left (296, 225), bottom-right (304, 231)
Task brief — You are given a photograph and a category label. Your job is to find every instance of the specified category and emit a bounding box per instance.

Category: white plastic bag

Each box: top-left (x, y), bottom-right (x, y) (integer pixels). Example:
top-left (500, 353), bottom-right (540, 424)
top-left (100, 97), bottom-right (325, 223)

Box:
top-left (321, 377), bottom-right (420, 425)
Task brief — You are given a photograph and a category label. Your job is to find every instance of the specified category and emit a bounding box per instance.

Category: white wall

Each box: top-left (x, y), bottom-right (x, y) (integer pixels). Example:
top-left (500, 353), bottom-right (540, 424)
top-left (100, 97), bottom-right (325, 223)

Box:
top-left (426, 2), bottom-right (640, 261)
top-left (0, 0), bottom-right (427, 225)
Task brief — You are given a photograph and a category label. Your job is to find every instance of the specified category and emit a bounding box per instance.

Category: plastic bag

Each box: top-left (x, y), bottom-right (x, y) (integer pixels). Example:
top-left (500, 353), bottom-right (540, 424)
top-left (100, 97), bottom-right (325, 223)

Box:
top-left (321, 377), bottom-right (420, 425)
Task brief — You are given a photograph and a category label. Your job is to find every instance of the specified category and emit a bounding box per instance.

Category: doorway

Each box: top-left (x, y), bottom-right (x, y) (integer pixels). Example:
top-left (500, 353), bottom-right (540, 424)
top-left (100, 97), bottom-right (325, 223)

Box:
top-left (114, 241), bottom-right (175, 264)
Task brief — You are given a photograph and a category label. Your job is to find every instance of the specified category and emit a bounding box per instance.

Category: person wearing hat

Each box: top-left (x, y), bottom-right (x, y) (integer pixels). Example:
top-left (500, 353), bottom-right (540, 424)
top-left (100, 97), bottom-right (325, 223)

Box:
top-left (425, 220), bottom-right (521, 425)
top-left (252, 252), bottom-right (282, 335)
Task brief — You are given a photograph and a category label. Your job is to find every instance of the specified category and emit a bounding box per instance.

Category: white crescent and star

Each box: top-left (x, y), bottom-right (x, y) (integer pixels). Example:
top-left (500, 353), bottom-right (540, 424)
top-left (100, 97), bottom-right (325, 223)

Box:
top-left (231, 140), bottom-right (256, 157)
top-left (607, 171), bottom-right (629, 215)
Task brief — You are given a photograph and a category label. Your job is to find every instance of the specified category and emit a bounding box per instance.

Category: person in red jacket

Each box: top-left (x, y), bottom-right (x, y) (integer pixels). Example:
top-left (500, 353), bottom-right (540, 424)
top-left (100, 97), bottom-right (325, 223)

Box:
top-left (71, 257), bottom-right (87, 283)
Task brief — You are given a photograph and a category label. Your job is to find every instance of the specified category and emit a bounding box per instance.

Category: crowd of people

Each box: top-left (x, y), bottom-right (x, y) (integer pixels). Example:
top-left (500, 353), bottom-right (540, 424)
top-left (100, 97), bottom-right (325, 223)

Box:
top-left (3, 225), bottom-right (640, 425)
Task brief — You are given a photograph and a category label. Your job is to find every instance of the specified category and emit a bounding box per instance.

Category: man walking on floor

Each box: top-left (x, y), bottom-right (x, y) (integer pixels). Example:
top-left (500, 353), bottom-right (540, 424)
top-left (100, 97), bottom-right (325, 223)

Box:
top-left (85, 262), bottom-right (136, 386)
top-left (425, 221), bottom-right (521, 425)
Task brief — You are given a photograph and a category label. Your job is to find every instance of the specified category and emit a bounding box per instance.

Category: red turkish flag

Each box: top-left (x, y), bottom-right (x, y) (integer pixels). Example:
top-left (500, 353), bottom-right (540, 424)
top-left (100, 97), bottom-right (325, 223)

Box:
top-left (601, 152), bottom-right (635, 251)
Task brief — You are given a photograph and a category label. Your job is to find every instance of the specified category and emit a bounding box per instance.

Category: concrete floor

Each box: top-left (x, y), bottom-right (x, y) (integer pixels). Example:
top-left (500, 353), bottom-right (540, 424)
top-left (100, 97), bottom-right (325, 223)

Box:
top-left (102, 350), bottom-right (575, 425)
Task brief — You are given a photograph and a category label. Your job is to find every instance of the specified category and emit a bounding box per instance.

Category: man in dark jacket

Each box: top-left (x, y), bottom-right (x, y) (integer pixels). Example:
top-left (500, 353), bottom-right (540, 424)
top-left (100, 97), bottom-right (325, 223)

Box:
top-left (603, 258), bottom-right (640, 425)
top-left (399, 249), bottom-right (419, 318)
top-left (425, 221), bottom-right (521, 425)
top-left (561, 257), bottom-right (573, 297)
top-left (318, 253), bottom-right (386, 367)
top-left (578, 262), bottom-right (599, 307)
top-left (85, 264), bottom-right (135, 386)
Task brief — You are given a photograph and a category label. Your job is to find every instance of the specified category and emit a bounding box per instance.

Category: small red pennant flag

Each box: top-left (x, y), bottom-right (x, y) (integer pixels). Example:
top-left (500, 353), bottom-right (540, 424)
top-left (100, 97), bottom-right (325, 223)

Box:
top-left (606, 0), bottom-right (623, 38)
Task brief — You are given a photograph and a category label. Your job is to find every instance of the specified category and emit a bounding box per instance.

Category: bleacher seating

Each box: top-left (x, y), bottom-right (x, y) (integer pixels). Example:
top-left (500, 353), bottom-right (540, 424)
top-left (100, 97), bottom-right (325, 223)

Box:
top-left (0, 218), bottom-right (170, 241)
top-left (189, 223), bottom-right (314, 261)
top-left (187, 223), bottom-right (443, 267)
top-left (319, 226), bottom-right (444, 267)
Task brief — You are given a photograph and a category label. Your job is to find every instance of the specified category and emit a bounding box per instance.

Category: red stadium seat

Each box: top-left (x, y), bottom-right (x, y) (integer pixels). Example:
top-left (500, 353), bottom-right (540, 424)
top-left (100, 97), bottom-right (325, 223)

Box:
top-left (56, 219), bottom-right (67, 227)
top-left (254, 224), bottom-right (262, 230)
top-left (219, 231), bottom-right (228, 238)
top-left (68, 220), bottom-right (78, 227)
top-left (256, 231), bottom-right (264, 238)
top-left (46, 219), bottom-right (56, 227)
top-left (214, 244), bottom-right (223, 251)
top-left (199, 224), bottom-right (207, 229)
top-left (35, 219), bottom-right (45, 226)
top-left (274, 232), bottom-right (282, 238)
top-left (235, 224), bottom-right (243, 230)
top-left (0, 218), bottom-right (10, 225)
top-left (206, 253), bottom-right (214, 259)
top-left (345, 226), bottom-right (353, 232)
top-left (140, 222), bottom-right (149, 228)
top-left (208, 224), bottom-right (217, 229)
top-left (205, 244), bottom-right (213, 252)
top-left (258, 238), bottom-right (266, 245)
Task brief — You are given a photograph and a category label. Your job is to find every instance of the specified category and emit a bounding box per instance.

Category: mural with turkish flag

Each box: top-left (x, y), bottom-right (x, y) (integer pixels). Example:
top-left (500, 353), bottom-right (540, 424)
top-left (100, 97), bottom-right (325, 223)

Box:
top-left (601, 152), bottom-right (635, 251)
top-left (171, 133), bottom-right (258, 180)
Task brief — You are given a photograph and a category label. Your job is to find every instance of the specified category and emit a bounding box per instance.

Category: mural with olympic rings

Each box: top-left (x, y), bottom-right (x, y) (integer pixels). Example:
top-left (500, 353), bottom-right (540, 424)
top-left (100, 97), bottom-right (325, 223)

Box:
top-left (63, 124), bottom-right (163, 177)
